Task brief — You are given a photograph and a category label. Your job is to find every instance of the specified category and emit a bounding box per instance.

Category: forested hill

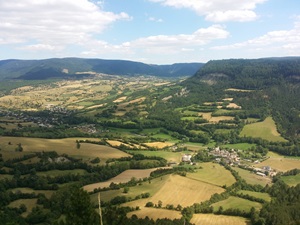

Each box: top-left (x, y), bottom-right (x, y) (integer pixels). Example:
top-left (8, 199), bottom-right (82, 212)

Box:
top-left (0, 58), bottom-right (203, 80)
top-left (184, 57), bottom-right (300, 141)
top-left (190, 57), bottom-right (300, 89)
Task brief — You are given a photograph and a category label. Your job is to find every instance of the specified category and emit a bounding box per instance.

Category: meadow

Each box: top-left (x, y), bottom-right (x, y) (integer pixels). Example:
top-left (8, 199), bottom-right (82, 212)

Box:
top-left (211, 196), bottom-right (262, 212)
top-left (232, 167), bottom-right (271, 186)
top-left (191, 214), bottom-right (250, 225)
top-left (281, 174), bottom-right (300, 186)
top-left (239, 117), bottom-right (287, 142)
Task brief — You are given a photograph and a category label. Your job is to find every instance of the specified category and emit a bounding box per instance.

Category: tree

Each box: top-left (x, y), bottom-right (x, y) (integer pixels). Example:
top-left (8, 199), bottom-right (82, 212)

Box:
top-left (65, 186), bottom-right (99, 225)
top-left (15, 143), bottom-right (23, 152)
top-left (76, 140), bottom-right (81, 149)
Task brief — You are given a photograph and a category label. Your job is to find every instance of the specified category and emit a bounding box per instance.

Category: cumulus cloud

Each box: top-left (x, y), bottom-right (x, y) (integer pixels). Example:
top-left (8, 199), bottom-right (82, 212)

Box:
top-left (211, 17), bottom-right (300, 55)
top-left (0, 0), bottom-right (130, 48)
top-left (149, 0), bottom-right (267, 22)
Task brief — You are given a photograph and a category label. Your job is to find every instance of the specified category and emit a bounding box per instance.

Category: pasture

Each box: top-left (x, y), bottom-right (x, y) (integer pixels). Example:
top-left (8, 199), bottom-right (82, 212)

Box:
top-left (10, 188), bottom-right (54, 198)
top-left (187, 162), bottom-right (236, 187)
top-left (0, 137), bottom-right (130, 162)
top-left (126, 150), bottom-right (188, 163)
top-left (84, 169), bottom-right (157, 192)
top-left (220, 143), bottom-right (256, 151)
top-left (281, 174), bottom-right (300, 186)
top-left (211, 196), bottom-right (262, 212)
top-left (8, 199), bottom-right (38, 217)
top-left (239, 117), bottom-right (287, 142)
top-left (191, 214), bottom-right (250, 225)
top-left (124, 174), bottom-right (225, 208)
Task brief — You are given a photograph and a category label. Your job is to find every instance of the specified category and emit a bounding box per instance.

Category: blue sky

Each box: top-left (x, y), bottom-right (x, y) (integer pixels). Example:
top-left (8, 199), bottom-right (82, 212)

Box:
top-left (0, 0), bottom-right (299, 64)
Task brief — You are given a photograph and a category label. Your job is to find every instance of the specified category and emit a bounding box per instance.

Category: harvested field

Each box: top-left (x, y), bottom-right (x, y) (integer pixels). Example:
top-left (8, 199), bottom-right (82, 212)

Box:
top-left (143, 142), bottom-right (174, 149)
top-left (226, 88), bottom-right (253, 92)
top-left (198, 112), bottom-right (212, 120)
top-left (124, 174), bottom-right (225, 208)
top-left (0, 137), bottom-right (130, 162)
top-left (226, 103), bottom-right (241, 109)
top-left (187, 162), bottom-right (236, 187)
top-left (83, 169), bottom-right (156, 192)
top-left (191, 214), bottom-right (250, 225)
top-left (106, 140), bottom-right (132, 148)
top-left (113, 96), bottom-right (127, 103)
top-left (8, 199), bottom-right (37, 217)
top-left (209, 116), bottom-right (235, 123)
top-left (255, 155), bottom-right (300, 172)
top-left (223, 98), bottom-right (233, 101)
top-left (127, 207), bottom-right (181, 221)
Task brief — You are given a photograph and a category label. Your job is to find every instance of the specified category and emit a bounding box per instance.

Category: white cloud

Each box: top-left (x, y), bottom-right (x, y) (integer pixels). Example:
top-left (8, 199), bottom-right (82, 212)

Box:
top-left (211, 17), bottom-right (300, 56)
top-left (149, 0), bottom-right (266, 22)
top-left (148, 17), bottom-right (164, 22)
top-left (0, 0), bottom-right (130, 48)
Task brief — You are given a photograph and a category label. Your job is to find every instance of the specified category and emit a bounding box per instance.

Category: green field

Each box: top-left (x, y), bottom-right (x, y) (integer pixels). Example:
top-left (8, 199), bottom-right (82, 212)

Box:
top-left (211, 196), bottom-right (262, 212)
top-left (36, 169), bottom-right (88, 177)
top-left (239, 117), bottom-right (287, 142)
top-left (126, 150), bottom-right (188, 163)
top-left (187, 162), bottom-right (236, 187)
top-left (220, 143), bottom-right (256, 151)
top-left (237, 190), bottom-right (271, 202)
top-left (281, 174), bottom-right (300, 186)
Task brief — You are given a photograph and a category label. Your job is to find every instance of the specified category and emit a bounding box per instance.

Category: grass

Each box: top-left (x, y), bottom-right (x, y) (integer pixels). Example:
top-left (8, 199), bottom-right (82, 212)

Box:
top-left (237, 190), bottom-right (271, 202)
top-left (281, 174), bottom-right (300, 186)
top-left (124, 174), bottom-right (225, 208)
top-left (232, 167), bottom-right (272, 186)
top-left (240, 117), bottom-right (287, 142)
top-left (10, 187), bottom-right (54, 198)
top-left (187, 162), bottom-right (236, 187)
top-left (191, 214), bottom-right (250, 225)
top-left (211, 196), bottom-right (262, 212)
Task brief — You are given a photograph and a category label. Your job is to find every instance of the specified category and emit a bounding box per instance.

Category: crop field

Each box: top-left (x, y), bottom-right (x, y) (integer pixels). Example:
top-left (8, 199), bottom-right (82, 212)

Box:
top-left (239, 117), bottom-right (287, 142)
top-left (187, 162), bottom-right (236, 187)
top-left (127, 207), bottom-right (181, 221)
top-left (281, 174), bottom-right (300, 186)
top-left (124, 174), bottom-right (225, 208)
top-left (0, 137), bottom-right (130, 162)
top-left (237, 190), bottom-right (271, 202)
top-left (84, 169), bottom-right (157, 192)
top-left (36, 169), bottom-right (88, 177)
top-left (255, 155), bottom-right (300, 172)
top-left (191, 214), bottom-right (250, 225)
top-left (232, 167), bottom-right (271, 186)
top-left (211, 196), bottom-right (262, 212)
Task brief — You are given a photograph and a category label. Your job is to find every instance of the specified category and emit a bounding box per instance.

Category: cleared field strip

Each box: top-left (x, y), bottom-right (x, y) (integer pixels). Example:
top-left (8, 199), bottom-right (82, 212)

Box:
top-left (143, 142), bottom-right (174, 149)
top-left (124, 174), bottom-right (225, 208)
top-left (191, 214), bottom-right (250, 225)
top-left (8, 199), bottom-right (38, 217)
top-left (0, 137), bottom-right (130, 162)
top-left (237, 190), bottom-right (271, 202)
top-left (127, 207), bottom-right (181, 221)
top-left (211, 196), bottom-right (262, 212)
top-left (187, 162), bottom-right (236, 187)
top-left (240, 117), bottom-right (287, 142)
top-left (83, 169), bottom-right (156, 192)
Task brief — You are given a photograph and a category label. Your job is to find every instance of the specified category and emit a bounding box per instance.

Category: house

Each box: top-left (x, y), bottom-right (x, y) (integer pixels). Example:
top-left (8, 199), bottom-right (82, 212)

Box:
top-left (182, 154), bottom-right (192, 162)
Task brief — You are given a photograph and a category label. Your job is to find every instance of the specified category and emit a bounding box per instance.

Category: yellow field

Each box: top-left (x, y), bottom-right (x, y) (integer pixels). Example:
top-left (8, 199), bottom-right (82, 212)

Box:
top-left (187, 162), bottom-right (236, 187)
top-left (124, 174), bottom-right (225, 208)
top-left (127, 207), bottom-right (181, 221)
top-left (0, 137), bottom-right (130, 162)
top-left (106, 140), bottom-right (132, 148)
top-left (83, 169), bottom-right (157, 192)
top-left (226, 103), bottom-right (241, 109)
top-left (255, 155), bottom-right (300, 172)
top-left (191, 214), bottom-right (250, 225)
top-left (143, 142), bottom-right (174, 149)
top-left (209, 116), bottom-right (235, 123)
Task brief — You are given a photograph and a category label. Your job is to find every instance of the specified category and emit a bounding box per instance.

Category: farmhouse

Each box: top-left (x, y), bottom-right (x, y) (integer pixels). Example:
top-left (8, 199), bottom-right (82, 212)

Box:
top-left (182, 154), bottom-right (192, 162)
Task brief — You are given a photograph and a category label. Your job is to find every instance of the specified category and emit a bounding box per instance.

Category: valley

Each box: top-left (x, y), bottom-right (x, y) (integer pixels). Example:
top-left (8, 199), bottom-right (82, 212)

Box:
top-left (0, 57), bottom-right (299, 225)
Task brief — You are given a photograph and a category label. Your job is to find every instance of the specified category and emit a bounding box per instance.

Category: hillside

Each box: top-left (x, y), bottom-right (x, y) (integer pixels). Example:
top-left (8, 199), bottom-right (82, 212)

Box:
top-left (0, 58), bottom-right (203, 80)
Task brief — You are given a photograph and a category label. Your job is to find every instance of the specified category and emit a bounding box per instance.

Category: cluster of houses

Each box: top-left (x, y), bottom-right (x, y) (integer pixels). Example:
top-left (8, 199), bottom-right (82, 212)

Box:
top-left (209, 146), bottom-right (240, 165)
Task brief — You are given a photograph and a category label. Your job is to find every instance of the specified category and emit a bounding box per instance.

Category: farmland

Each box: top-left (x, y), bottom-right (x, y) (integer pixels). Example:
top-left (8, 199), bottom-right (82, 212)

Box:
top-left (191, 214), bottom-right (250, 225)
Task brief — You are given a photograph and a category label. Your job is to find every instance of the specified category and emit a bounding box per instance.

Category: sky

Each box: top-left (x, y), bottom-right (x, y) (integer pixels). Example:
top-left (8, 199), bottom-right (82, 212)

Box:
top-left (0, 0), bottom-right (299, 64)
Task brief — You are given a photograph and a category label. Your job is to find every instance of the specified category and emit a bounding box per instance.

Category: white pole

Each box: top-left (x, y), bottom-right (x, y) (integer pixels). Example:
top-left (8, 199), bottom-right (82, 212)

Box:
top-left (98, 192), bottom-right (103, 225)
